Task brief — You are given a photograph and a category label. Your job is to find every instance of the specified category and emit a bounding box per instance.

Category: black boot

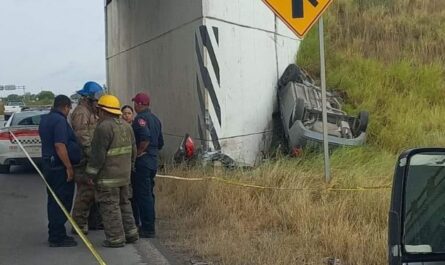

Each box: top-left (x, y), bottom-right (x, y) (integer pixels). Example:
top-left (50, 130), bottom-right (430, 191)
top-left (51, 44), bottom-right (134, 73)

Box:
top-left (49, 236), bottom-right (78, 248)
top-left (139, 230), bottom-right (155, 238)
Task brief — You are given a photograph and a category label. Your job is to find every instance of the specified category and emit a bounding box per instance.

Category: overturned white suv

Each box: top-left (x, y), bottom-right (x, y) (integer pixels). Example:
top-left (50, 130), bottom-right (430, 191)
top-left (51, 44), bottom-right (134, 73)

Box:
top-left (278, 64), bottom-right (369, 153)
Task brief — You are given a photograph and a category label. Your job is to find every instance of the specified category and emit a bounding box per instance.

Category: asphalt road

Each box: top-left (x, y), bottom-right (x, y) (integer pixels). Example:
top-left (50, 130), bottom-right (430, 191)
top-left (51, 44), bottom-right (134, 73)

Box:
top-left (0, 165), bottom-right (175, 265)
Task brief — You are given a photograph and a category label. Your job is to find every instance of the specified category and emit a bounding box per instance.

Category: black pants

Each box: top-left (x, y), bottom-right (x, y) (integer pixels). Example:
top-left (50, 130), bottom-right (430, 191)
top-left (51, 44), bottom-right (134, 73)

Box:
top-left (132, 155), bottom-right (156, 232)
top-left (42, 162), bottom-right (74, 243)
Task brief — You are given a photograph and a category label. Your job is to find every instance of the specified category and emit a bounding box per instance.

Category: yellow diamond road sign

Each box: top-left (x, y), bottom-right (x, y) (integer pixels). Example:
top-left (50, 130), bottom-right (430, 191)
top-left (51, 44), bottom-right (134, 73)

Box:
top-left (263, 0), bottom-right (333, 38)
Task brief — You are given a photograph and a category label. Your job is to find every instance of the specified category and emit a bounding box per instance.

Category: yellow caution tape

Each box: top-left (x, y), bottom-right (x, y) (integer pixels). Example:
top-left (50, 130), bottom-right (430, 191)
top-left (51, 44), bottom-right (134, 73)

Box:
top-left (10, 132), bottom-right (107, 265)
top-left (157, 174), bottom-right (391, 192)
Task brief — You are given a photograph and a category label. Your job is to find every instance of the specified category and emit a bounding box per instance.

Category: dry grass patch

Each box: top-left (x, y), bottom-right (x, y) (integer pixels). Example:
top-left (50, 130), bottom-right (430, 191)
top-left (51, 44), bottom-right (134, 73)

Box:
top-left (157, 0), bottom-right (445, 264)
top-left (158, 149), bottom-right (393, 265)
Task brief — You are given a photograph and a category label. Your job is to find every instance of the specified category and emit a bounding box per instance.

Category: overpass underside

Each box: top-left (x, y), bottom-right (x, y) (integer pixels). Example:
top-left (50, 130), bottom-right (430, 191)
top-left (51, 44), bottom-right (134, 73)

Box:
top-left (106, 0), bottom-right (299, 166)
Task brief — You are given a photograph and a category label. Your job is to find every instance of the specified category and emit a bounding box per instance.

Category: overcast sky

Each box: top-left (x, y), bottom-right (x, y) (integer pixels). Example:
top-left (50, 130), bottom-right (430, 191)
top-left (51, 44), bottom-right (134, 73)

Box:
top-left (0, 0), bottom-right (106, 96)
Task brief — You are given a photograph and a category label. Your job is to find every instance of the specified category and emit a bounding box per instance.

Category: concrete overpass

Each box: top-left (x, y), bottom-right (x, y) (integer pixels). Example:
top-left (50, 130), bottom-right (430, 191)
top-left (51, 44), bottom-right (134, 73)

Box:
top-left (105, 0), bottom-right (299, 166)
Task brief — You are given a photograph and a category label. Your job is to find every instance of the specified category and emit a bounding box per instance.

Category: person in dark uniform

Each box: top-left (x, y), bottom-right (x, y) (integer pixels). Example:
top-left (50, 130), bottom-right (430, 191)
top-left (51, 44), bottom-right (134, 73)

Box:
top-left (39, 95), bottom-right (81, 247)
top-left (131, 92), bottom-right (164, 238)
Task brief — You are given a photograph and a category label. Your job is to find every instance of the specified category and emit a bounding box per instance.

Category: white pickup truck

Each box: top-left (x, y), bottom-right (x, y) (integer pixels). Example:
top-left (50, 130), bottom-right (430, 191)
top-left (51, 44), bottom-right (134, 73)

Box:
top-left (4, 101), bottom-right (25, 120)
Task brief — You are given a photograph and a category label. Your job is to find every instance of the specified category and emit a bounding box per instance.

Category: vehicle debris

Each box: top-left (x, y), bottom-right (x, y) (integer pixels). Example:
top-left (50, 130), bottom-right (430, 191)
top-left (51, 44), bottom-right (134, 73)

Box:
top-left (174, 134), bottom-right (236, 168)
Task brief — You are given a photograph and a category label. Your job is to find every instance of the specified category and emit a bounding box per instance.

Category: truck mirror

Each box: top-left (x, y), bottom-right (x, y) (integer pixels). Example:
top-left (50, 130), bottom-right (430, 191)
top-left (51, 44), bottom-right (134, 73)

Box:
top-left (389, 149), bottom-right (445, 265)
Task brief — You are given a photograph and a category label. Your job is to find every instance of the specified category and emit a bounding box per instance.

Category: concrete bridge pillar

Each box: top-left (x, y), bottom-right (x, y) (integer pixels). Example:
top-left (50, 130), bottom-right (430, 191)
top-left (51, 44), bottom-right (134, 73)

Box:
top-left (106, 0), bottom-right (299, 166)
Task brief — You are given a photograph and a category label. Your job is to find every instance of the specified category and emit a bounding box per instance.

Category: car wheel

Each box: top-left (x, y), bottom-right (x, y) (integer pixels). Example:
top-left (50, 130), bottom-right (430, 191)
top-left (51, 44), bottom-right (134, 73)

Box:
top-left (0, 164), bottom-right (10, 174)
top-left (353, 111), bottom-right (369, 136)
top-left (278, 64), bottom-right (305, 88)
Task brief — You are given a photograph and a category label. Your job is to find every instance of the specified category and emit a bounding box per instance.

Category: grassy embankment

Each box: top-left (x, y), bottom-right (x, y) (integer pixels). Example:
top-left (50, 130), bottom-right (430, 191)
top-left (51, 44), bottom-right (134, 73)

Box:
top-left (157, 1), bottom-right (445, 264)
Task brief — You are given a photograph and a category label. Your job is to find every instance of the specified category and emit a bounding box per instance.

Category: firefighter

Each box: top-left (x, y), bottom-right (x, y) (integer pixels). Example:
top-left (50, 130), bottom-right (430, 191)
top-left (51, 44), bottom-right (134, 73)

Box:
top-left (131, 92), bottom-right (164, 238)
top-left (85, 94), bottom-right (139, 248)
top-left (70, 81), bottom-right (104, 234)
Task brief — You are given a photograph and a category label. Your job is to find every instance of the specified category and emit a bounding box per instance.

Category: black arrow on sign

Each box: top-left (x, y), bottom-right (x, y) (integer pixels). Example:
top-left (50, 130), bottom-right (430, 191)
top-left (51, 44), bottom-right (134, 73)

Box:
top-left (292, 0), bottom-right (319, 18)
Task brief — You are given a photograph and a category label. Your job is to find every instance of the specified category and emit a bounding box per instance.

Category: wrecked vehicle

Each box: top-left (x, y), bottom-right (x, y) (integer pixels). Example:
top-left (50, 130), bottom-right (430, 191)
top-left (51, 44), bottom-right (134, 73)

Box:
top-left (174, 134), bottom-right (237, 168)
top-left (278, 64), bottom-right (369, 152)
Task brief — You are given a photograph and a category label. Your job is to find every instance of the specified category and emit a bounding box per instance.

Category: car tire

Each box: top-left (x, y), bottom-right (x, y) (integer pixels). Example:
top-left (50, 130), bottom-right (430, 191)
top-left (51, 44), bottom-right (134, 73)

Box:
top-left (353, 111), bottom-right (369, 136)
top-left (278, 64), bottom-right (312, 88)
top-left (0, 164), bottom-right (10, 174)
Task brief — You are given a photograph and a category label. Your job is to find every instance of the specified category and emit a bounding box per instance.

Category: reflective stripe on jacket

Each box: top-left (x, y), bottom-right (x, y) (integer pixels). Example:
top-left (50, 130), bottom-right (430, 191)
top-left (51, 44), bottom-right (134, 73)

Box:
top-left (86, 117), bottom-right (136, 188)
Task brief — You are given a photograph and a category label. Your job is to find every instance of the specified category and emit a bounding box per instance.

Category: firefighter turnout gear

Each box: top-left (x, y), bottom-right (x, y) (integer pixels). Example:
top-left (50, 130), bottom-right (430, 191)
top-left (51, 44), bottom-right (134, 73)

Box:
top-left (96, 185), bottom-right (138, 247)
top-left (86, 114), bottom-right (138, 247)
top-left (70, 97), bottom-right (103, 232)
top-left (86, 117), bottom-right (136, 187)
top-left (70, 100), bottom-right (97, 165)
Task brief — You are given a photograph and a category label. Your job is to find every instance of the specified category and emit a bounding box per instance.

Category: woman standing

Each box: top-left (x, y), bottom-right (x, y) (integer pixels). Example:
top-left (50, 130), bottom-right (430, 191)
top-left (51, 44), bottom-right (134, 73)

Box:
top-left (122, 104), bottom-right (138, 230)
top-left (121, 105), bottom-right (134, 124)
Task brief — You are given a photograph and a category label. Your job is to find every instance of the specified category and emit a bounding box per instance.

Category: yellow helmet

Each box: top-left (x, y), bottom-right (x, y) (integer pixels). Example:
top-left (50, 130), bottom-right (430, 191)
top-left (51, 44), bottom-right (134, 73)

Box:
top-left (97, 94), bottom-right (122, 115)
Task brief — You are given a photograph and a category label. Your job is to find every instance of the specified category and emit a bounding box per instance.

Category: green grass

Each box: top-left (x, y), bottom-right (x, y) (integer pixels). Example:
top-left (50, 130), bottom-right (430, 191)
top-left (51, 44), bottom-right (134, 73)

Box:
top-left (158, 1), bottom-right (445, 264)
top-left (297, 0), bottom-right (445, 153)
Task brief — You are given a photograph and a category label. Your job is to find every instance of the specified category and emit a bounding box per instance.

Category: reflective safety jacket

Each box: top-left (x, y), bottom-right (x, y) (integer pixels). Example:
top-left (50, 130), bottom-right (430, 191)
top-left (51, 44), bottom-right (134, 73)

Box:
top-left (86, 117), bottom-right (136, 188)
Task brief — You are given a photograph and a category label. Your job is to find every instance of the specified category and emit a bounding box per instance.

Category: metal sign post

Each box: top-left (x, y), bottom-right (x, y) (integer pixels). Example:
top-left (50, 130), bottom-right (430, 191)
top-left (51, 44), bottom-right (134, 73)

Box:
top-left (262, 0), bottom-right (333, 182)
top-left (319, 16), bottom-right (331, 182)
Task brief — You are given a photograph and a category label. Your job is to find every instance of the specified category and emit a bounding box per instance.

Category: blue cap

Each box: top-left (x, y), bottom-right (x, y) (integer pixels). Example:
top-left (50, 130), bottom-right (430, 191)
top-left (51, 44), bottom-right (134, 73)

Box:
top-left (77, 81), bottom-right (103, 97)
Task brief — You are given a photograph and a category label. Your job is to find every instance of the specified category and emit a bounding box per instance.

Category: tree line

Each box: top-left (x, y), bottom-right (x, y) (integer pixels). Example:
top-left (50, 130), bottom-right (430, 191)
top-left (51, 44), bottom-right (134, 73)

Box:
top-left (2, 91), bottom-right (79, 106)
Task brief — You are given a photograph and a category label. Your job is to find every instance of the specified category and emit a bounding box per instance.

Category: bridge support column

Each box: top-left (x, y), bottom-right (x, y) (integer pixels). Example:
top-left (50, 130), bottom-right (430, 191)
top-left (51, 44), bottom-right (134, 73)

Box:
top-left (106, 0), bottom-right (299, 166)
